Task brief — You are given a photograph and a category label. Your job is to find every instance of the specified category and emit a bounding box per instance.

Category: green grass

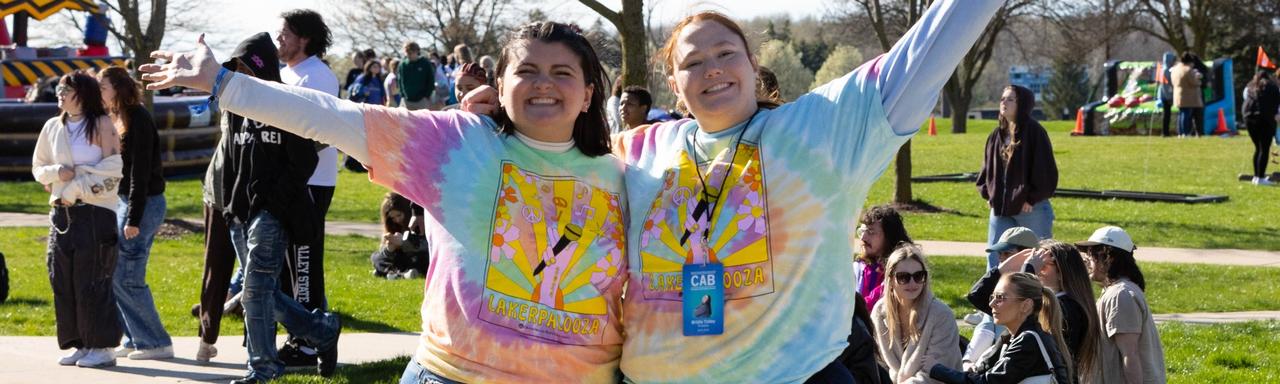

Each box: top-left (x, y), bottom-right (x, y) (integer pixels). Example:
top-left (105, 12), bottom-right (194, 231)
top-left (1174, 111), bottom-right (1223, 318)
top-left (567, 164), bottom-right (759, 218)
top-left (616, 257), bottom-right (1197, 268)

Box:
top-left (926, 256), bottom-right (1280, 316)
top-left (3, 119), bottom-right (1277, 249)
top-left (871, 118), bottom-right (1280, 250)
top-left (0, 167), bottom-right (390, 223)
top-left (284, 321), bottom-right (1280, 384)
top-left (0, 226), bottom-right (419, 336)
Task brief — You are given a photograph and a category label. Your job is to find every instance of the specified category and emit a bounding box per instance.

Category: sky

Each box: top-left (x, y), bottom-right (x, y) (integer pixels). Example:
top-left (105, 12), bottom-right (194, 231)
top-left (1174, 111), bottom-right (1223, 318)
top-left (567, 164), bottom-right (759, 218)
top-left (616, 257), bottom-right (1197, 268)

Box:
top-left (22, 0), bottom-right (831, 59)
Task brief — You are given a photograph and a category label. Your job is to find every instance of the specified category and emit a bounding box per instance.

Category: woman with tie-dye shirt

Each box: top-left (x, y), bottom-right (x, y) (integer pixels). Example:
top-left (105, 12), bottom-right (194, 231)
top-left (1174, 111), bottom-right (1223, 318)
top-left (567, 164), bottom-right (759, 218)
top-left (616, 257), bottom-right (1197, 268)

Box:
top-left (608, 1), bottom-right (1006, 382)
top-left (142, 23), bottom-right (628, 383)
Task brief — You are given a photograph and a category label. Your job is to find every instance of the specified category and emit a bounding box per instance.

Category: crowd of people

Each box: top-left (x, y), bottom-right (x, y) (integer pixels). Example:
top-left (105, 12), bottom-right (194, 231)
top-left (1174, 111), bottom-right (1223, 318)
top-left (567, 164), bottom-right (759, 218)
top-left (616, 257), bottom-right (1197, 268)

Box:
top-left (26, 0), bottom-right (1177, 382)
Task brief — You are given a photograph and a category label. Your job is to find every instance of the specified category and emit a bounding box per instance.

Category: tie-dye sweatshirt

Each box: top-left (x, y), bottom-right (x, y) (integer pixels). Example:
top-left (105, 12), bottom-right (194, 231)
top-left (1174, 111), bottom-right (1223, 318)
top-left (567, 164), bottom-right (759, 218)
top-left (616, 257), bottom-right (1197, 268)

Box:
top-left (217, 76), bottom-right (628, 383)
top-left (611, 1), bottom-right (1003, 382)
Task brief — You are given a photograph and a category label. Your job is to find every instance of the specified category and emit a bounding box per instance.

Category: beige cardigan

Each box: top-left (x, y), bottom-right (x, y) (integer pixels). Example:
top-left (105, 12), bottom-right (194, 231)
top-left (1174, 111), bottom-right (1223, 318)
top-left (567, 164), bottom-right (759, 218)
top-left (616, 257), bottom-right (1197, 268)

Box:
top-left (31, 116), bottom-right (122, 212)
top-left (872, 296), bottom-right (963, 384)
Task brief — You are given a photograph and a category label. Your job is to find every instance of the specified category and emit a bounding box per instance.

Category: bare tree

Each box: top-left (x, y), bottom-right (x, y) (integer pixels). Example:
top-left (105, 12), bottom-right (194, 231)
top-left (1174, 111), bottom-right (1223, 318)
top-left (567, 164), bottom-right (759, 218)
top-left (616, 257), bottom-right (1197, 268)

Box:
top-left (835, 0), bottom-right (936, 205)
top-left (327, 0), bottom-right (513, 59)
top-left (578, 0), bottom-right (647, 87)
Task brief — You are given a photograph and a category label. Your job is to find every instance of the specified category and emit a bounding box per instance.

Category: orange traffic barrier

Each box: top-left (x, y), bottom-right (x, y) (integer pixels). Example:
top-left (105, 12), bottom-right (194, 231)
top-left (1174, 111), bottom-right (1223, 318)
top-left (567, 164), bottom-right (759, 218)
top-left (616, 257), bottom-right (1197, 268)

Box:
top-left (1214, 109), bottom-right (1229, 135)
top-left (928, 116), bottom-right (937, 136)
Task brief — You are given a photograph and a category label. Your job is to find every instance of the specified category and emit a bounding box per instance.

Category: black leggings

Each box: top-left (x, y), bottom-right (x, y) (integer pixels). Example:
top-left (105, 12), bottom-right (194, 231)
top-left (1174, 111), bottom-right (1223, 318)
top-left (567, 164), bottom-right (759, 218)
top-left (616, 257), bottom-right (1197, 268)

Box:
top-left (1247, 117), bottom-right (1277, 178)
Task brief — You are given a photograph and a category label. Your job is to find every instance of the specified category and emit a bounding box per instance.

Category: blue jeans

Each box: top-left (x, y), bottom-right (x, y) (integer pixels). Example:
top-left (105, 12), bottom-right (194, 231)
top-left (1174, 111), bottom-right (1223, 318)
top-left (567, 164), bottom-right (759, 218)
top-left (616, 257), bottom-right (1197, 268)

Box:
top-left (113, 194), bottom-right (173, 350)
top-left (229, 210), bottom-right (338, 379)
top-left (400, 360), bottom-right (463, 384)
top-left (1178, 107), bottom-right (1201, 136)
top-left (978, 199), bottom-right (1054, 342)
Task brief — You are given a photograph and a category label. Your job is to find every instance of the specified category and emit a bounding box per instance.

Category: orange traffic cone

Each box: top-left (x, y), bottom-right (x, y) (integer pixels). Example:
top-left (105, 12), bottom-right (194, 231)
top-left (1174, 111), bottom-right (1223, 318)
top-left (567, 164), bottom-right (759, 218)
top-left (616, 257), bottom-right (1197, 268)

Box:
top-left (1072, 108), bottom-right (1085, 136)
top-left (1214, 109), bottom-right (1229, 135)
top-left (928, 116), bottom-right (937, 136)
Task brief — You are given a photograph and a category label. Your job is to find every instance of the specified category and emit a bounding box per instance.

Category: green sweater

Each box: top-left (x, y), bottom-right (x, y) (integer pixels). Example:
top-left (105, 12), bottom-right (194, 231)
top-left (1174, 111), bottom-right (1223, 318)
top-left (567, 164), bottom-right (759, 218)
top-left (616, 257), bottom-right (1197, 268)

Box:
top-left (398, 57), bottom-right (435, 102)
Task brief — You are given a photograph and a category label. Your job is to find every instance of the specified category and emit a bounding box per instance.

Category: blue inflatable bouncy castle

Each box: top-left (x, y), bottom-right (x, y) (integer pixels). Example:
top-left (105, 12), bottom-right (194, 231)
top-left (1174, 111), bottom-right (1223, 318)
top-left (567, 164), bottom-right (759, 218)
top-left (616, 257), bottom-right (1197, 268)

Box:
top-left (1078, 52), bottom-right (1236, 136)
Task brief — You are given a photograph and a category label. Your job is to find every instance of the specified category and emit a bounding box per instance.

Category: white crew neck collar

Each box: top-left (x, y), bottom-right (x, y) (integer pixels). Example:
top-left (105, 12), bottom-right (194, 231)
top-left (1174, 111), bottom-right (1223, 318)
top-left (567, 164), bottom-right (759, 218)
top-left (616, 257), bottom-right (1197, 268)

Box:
top-left (514, 130), bottom-right (575, 153)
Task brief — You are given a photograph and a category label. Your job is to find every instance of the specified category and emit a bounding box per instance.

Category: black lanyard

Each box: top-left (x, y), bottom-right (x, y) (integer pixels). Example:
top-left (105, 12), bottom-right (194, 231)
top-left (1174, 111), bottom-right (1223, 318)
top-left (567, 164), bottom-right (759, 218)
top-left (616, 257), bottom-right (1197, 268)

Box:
top-left (679, 111), bottom-right (759, 246)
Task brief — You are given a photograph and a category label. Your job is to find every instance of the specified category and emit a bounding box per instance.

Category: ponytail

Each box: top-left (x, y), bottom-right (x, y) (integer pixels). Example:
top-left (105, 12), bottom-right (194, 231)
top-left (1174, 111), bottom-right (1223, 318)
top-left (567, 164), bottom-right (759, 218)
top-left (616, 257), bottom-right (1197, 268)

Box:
top-left (1039, 287), bottom-right (1073, 379)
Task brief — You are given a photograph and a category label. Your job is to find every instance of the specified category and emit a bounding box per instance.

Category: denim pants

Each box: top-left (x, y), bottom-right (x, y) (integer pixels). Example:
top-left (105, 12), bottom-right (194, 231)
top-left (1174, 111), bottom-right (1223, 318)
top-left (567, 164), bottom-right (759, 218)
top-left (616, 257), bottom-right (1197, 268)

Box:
top-left (113, 194), bottom-right (173, 350)
top-left (229, 210), bottom-right (337, 378)
top-left (1178, 107), bottom-right (1201, 136)
top-left (400, 360), bottom-right (463, 384)
top-left (977, 200), bottom-right (1054, 343)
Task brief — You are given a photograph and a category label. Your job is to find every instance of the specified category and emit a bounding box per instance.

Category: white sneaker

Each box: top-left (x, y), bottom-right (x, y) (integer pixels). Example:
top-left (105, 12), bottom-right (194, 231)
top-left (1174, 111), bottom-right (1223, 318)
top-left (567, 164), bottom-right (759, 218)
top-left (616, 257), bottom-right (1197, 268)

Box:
top-left (127, 345), bottom-right (174, 360)
top-left (403, 270), bottom-right (421, 279)
top-left (963, 312), bottom-right (984, 326)
top-left (75, 348), bottom-right (117, 368)
top-left (112, 346), bottom-right (135, 358)
top-left (57, 349), bottom-right (87, 366)
top-left (1253, 177), bottom-right (1275, 186)
top-left (196, 342), bottom-right (218, 363)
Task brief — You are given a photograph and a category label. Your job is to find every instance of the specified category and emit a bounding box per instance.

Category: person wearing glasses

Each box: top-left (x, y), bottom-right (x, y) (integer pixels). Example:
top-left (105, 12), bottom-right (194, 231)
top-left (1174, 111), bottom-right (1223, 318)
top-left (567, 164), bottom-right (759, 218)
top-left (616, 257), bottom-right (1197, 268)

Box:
top-left (870, 245), bottom-right (961, 384)
top-left (32, 72), bottom-right (124, 368)
top-left (931, 272), bottom-right (1071, 384)
top-left (1077, 226), bottom-right (1165, 384)
top-left (855, 205), bottom-right (915, 310)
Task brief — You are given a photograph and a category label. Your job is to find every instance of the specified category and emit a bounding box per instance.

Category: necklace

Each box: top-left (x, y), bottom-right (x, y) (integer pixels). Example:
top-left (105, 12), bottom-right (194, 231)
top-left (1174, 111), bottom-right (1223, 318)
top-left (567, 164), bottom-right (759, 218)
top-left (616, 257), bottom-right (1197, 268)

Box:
top-left (678, 110), bottom-right (759, 248)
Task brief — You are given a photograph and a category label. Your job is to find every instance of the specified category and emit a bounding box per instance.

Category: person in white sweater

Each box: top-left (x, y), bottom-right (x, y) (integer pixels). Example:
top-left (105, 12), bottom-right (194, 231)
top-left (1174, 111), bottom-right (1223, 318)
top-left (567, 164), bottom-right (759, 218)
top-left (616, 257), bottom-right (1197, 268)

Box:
top-left (31, 72), bottom-right (125, 369)
top-left (872, 245), bottom-right (963, 384)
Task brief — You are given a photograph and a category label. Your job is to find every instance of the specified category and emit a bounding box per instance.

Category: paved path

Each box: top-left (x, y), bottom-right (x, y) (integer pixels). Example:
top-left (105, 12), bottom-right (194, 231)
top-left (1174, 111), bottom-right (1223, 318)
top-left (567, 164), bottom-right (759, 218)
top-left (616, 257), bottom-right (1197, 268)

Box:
top-left (0, 333), bottom-right (417, 383)
top-left (6, 212), bottom-right (1279, 267)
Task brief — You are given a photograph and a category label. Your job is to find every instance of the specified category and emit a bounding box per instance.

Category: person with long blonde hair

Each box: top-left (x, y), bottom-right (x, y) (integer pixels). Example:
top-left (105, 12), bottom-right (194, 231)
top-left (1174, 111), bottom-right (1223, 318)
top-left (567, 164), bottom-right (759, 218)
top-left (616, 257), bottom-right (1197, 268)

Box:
top-left (871, 245), bottom-right (961, 383)
top-left (931, 272), bottom-right (1071, 383)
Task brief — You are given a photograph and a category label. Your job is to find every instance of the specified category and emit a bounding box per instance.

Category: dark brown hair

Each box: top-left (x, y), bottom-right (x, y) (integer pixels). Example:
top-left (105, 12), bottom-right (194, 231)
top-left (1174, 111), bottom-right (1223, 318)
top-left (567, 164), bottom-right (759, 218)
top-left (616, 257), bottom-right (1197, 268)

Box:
top-left (857, 204), bottom-right (913, 264)
top-left (59, 71), bottom-right (108, 144)
top-left (97, 66), bottom-right (142, 133)
top-left (997, 85), bottom-right (1036, 163)
top-left (1039, 240), bottom-right (1099, 380)
top-left (493, 22), bottom-right (610, 157)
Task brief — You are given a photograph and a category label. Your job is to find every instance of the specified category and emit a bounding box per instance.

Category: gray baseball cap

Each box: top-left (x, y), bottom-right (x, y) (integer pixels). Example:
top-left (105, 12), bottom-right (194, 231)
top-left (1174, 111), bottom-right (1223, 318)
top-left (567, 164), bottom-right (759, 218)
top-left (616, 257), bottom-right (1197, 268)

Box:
top-left (986, 227), bottom-right (1039, 253)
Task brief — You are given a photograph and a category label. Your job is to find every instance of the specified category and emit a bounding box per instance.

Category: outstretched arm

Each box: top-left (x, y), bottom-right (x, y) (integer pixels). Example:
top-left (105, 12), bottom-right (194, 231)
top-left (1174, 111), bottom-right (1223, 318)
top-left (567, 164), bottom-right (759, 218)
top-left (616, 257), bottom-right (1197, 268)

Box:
top-left (140, 35), bottom-right (371, 163)
top-left (877, 0), bottom-right (1004, 134)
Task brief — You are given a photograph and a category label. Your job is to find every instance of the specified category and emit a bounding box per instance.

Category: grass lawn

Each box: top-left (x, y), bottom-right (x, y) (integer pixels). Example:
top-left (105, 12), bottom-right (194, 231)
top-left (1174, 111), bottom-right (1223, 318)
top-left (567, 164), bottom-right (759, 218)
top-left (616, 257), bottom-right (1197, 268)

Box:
top-left (865, 118), bottom-right (1280, 250)
top-left (272, 322), bottom-right (1280, 383)
top-left (3, 118), bottom-right (1277, 250)
top-left (0, 169), bottom-right (390, 223)
top-left (0, 226), bottom-right (420, 337)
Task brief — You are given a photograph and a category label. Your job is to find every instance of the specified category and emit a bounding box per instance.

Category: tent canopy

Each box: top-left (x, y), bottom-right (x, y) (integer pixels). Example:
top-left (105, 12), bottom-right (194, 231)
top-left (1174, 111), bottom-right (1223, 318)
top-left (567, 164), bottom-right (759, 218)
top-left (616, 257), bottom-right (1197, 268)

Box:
top-left (0, 0), bottom-right (98, 21)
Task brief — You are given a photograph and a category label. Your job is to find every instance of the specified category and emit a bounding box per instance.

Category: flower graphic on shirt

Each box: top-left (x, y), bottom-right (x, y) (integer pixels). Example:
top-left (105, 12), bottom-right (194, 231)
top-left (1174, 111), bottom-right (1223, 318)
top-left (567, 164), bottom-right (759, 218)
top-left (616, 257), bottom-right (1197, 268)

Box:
top-left (500, 186), bottom-right (518, 204)
top-left (591, 245), bottom-right (623, 287)
top-left (641, 206), bottom-right (667, 248)
top-left (490, 220), bottom-right (520, 263)
top-left (736, 190), bottom-right (766, 235)
top-left (493, 204), bottom-right (511, 223)
top-left (741, 166), bottom-right (762, 192)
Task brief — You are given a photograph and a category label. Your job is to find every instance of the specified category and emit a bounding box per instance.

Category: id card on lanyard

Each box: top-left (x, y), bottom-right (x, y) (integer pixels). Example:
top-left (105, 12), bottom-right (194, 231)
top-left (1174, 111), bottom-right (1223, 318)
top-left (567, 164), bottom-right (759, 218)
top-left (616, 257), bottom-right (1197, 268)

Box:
top-left (683, 262), bottom-right (724, 336)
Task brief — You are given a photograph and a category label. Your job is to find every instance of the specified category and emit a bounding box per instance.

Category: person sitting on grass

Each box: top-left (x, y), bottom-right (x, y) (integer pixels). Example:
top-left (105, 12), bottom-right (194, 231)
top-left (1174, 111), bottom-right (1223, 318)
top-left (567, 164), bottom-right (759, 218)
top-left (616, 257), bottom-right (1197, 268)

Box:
top-left (371, 192), bottom-right (428, 280)
top-left (963, 226), bottom-right (1038, 368)
top-left (855, 204), bottom-right (914, 310)
top-left (871, 245), bottom-right (962, 383)
top-left (1076, 226), bottom-right (1166, 384)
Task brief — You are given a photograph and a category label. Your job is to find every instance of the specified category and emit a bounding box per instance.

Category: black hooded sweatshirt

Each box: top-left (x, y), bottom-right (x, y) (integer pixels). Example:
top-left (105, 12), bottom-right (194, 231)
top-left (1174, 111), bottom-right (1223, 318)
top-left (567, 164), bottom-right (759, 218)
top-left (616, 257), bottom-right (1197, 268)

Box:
top-left (977, 86), bottom-right (1058, 217)
top-left (219, 32), bottom-right (319, 241)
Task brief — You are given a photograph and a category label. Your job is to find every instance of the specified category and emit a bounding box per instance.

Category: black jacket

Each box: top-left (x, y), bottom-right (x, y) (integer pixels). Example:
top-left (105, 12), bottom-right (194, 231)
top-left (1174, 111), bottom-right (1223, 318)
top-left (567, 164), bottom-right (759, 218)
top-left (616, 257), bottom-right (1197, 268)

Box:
top-left (965, 267), bottom-right (1083, 384)
top-left (1244, 81), bottom-right (1280, 121)
top-left (219, 32), bottom-right (320, 241)
top-left (118, 104), bottom-right (166, 226)
top-left (930, 321), bottom-right (1072, 384)
top-left (977, 121), bottom-right (1058, 217)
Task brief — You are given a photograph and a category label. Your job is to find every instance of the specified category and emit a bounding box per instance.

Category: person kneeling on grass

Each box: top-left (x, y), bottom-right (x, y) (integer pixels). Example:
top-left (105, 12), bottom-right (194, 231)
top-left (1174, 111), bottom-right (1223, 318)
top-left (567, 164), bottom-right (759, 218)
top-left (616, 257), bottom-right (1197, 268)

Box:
top-left (371, 192), bottom-right (428, 280)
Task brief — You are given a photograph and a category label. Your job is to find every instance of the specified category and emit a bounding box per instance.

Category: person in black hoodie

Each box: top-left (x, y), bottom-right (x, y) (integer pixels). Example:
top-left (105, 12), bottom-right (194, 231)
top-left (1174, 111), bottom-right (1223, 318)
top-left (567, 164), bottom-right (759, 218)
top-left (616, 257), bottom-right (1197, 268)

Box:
top-left (930, 272), bottom-right (1072, 384)
top-left (1243, 70), bottom-right (1280, 185)
top-left (217, 32), bottom-right (340, 384)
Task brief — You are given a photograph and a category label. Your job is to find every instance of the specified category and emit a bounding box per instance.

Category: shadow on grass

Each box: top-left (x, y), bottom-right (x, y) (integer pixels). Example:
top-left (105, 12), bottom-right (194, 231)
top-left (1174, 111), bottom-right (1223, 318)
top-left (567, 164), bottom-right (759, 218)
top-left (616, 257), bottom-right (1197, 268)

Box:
top-left (1, 297), bottom-right (49, 306)
top-left (277, 355), bottom-right (410, 384)
top-left (337, 311), bottom-right (403, 334)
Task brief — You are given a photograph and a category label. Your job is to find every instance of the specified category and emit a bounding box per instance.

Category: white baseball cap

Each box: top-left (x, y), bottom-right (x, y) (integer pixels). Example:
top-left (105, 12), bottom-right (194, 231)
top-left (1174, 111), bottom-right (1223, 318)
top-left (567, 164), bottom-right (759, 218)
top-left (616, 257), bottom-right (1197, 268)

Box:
top-left (1075, 226), bottom-right (1136, 252)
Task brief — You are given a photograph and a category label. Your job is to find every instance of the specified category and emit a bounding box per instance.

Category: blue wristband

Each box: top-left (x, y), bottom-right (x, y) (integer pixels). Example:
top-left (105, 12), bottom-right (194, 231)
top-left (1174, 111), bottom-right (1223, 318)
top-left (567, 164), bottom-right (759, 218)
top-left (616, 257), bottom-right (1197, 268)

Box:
top-left (194, 67), bottom-right (229, 115)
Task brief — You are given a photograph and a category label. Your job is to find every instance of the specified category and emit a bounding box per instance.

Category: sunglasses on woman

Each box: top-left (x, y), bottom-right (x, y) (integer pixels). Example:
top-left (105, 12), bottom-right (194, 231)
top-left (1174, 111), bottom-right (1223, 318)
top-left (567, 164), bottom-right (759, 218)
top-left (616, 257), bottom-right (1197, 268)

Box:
top-left (56, 84), bottom-right (73, 96)
top-left (893, 270), bottom-right (928, 284)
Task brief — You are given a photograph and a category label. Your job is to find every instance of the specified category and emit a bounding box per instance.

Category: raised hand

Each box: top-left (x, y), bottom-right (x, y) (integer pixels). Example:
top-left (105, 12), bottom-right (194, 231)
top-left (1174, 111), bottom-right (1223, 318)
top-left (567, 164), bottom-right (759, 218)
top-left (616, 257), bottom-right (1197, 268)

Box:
top-left (138, 34), bottom-right (222, 92)
top-left (998, 248), bottom-right (1034, 274)
top-left (460, 85), bottom-right (499, 116)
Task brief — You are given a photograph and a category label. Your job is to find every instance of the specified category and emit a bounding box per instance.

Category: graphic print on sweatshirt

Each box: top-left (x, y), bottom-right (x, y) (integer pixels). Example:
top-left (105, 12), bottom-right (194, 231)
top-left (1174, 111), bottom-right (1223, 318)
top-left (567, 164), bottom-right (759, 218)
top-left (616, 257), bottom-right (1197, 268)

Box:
top-left (480, 161), bottom-right (626, 346)
top-left (638, 142), bottom-right (774, 301)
